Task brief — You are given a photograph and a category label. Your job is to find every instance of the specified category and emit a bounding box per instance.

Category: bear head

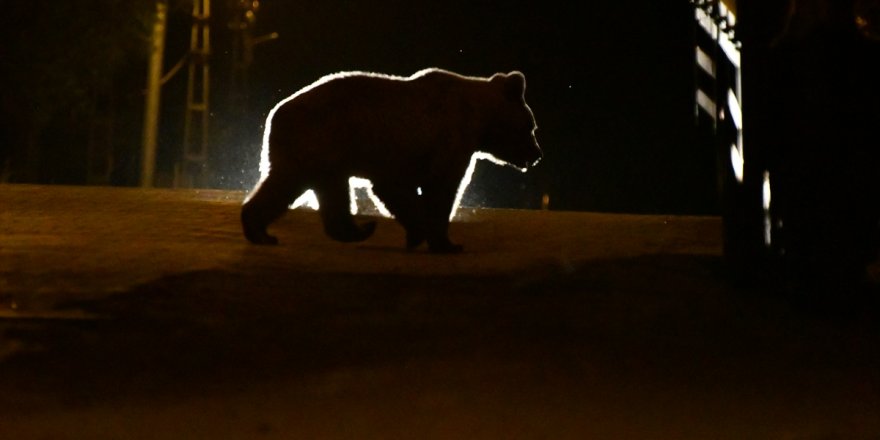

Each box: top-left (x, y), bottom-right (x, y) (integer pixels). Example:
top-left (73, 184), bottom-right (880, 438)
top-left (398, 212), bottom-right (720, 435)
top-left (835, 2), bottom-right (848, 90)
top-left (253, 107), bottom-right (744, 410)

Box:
top-left (480, 71), bottom-right (543, 171)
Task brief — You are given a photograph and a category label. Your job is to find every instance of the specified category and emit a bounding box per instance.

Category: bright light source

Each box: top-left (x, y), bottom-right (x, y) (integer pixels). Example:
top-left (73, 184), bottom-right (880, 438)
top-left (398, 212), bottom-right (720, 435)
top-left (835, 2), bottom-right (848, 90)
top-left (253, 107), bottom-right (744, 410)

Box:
top-left (718, 1), bottom-right (736, 27)
top-left (727, 88), bottom-right (742, 130)
top-left (729, 143), bottom-right (744, 183)
top-left (695, 2), bottom-right (746, 189)
top-left (694, 7), bottom-right (740, 68)
top-left (762, 171), bottom-right (772, 246)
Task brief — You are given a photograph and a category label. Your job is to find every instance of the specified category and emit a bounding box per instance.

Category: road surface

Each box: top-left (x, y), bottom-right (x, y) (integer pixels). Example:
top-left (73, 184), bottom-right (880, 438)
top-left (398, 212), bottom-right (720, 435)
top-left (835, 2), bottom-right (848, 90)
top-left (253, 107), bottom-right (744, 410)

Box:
top-left (1, 184), bottom-right (878, 439)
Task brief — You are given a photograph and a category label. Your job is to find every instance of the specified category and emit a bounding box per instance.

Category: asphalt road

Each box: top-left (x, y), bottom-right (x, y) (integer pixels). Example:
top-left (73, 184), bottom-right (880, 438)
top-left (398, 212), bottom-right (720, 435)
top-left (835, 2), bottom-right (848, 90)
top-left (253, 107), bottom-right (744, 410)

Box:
top-left (1, 184), bottom-right (878, 439)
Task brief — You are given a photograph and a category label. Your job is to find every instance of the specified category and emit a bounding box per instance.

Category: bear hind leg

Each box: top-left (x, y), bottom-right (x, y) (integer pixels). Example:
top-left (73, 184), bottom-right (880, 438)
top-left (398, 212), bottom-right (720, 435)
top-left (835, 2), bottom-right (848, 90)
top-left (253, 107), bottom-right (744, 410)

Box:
top-left (314, 178), bottom-right (377, 243)
top-left (421, 180), bottom-right (463, 254)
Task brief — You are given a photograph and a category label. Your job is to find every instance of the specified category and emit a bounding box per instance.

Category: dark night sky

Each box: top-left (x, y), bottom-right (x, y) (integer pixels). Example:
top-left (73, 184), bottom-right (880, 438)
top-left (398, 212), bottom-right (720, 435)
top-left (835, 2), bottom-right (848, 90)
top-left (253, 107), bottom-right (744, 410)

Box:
top-left (237, 1), bottom-right (714, 214)
top-left (4, 1), bottom-right (716, 215)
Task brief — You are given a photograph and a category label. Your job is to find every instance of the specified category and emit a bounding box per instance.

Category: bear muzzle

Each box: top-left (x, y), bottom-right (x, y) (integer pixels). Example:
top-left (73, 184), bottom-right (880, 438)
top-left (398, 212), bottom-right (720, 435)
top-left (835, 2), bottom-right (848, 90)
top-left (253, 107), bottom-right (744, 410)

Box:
top-left (525, 145), bottom-right (544, 169)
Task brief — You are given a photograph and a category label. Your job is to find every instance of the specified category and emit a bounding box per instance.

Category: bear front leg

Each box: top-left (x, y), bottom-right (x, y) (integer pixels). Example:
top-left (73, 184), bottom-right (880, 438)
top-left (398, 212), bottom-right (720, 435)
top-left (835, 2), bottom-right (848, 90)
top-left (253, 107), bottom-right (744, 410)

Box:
top-left (242, 173), bottom-right (304, 245)
top-left (371, 181), bottom-right (427, 250)
top-left (422, 180), bottom-right (463, 254)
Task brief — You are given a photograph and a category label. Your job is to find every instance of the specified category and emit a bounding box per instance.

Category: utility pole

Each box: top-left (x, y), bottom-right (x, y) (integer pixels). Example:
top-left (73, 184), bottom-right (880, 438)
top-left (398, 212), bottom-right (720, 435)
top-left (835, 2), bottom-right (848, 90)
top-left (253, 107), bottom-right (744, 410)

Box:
top-left (176, 0), bottom-right (212, 188)
top-left (141, 0), bottom-right (168, 188)
top-left (229, 0), bottom-right (277, 114)
top-left (229, 0), bottom-right (256, 114)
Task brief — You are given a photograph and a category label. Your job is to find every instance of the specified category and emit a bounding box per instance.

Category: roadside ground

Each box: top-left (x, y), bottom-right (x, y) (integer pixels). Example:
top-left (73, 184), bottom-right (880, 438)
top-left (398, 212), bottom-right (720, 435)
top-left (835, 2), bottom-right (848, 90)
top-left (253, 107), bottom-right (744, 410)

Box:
top-left (1, 184), bottom-right (878, 439)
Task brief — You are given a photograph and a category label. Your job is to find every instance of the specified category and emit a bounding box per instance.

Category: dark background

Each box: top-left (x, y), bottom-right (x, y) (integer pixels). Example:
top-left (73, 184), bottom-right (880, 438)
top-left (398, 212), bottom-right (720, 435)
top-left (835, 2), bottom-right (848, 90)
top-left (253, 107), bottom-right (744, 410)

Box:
top-left (1, 1), bottom-right (715, 215)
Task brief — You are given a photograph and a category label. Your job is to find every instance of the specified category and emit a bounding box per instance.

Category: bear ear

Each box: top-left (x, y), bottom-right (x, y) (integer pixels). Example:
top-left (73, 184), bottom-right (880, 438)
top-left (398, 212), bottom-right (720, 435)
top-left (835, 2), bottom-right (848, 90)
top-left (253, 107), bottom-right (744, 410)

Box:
top-left (491, 71), bottom-right (526, 101)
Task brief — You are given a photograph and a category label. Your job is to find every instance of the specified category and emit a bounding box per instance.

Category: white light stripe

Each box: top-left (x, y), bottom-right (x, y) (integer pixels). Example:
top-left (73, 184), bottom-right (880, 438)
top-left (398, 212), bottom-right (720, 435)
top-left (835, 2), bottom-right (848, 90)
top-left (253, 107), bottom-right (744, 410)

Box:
top-left (695, 7), bottom-right (740, 68)
top-left (719, 1), bottom-right (736, 27)
top-left (292, 189), bottom-right (319, 210)
top-left (348, 176), bottom-right (392, 217)
top-left (762, 171), bottom-right (772, 246)
top-left (695, 7), bottom-right (717, 36)
top-left (727, 88), bottom-right (743, 130)
top-left (696, 46), bottom-right (716, 78)
top-left (730, 143), bottom-right (744, 183)
top-left (696, 89), bottom-right (717, 118)
top-left (718, 35), bottom-right (741, 68)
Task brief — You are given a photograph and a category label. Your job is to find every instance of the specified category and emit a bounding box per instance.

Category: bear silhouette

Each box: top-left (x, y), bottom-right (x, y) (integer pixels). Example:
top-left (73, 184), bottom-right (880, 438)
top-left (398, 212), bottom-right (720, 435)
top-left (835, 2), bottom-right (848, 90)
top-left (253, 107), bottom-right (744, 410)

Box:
top-left (241, 68), bottom-right (543, 253)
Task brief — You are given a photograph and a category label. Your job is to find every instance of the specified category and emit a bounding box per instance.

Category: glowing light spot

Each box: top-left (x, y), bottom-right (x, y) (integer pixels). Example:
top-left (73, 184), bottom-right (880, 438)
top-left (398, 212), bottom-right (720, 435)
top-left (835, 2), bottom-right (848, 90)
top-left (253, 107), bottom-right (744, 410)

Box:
top-left (730, 143), bottom-right (744, 183)
top-left (416, 187), bottom-right (423, 196)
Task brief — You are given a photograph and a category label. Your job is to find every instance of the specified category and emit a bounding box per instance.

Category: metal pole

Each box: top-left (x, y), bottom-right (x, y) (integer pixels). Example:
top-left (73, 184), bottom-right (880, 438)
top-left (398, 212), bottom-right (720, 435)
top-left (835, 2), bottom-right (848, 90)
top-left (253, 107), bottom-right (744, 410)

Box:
top-left (177, 0), bottom-right (211, 188)
top-left (141, 0), bottom-right (168, 188)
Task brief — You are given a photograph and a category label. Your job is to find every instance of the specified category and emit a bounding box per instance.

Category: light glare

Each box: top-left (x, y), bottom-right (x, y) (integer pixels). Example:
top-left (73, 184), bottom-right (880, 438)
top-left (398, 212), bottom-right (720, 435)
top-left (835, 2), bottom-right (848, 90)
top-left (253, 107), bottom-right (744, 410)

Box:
top-left (762, 171), bottom-right (772, 246)
top-left (729, 143), bottom-right (744, 183)
top-left (694, 8), bottom-right (740, 68)
top-left (450, 151), bottom-right (524, 220)
top-left (256, 151), bottom-right (515, 221)
top-left (726, 88), bottom-right (742, 130)
top-left (250, 71), bottom-right (535, 222)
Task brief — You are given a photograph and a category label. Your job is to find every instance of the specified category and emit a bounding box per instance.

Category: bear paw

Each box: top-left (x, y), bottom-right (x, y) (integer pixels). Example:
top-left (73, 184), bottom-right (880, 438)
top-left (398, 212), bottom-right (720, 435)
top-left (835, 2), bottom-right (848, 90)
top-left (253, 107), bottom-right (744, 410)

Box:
top-left (326, 220), bottom-right (378, 243)
top-left (406, 231), bottom-right (426, 250)
top-left (428, 242), bottom-right (464, 254)
top-left (244, 229), bottom-right (280, 245)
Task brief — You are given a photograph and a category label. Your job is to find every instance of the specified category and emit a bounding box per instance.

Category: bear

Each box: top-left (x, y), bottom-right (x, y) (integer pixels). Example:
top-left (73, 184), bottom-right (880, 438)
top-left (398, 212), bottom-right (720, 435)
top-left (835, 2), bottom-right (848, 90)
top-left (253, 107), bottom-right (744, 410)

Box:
top-left (241, 68), bottom-right (543, 253)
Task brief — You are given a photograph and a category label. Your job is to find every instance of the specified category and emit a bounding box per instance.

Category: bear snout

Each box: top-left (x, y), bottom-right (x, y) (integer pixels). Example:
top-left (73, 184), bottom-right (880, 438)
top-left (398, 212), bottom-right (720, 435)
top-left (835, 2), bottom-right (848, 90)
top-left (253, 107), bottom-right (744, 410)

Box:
top-left (527, 145), bottom-right (544, 168)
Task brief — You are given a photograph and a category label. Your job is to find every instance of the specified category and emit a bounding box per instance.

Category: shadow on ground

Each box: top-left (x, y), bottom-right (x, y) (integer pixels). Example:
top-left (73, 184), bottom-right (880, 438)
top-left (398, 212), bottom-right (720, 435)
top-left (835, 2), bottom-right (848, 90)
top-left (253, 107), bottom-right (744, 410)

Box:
top-left (3, 253), bottom-right (878, 420)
